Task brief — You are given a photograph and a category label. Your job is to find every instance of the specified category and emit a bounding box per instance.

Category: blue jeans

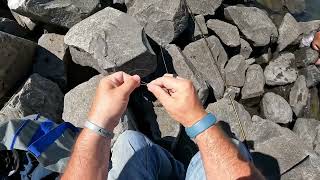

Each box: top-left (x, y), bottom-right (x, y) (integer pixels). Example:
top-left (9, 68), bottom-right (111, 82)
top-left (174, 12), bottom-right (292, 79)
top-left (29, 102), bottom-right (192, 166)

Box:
top-left (108, 130), bottom-right (252, 180)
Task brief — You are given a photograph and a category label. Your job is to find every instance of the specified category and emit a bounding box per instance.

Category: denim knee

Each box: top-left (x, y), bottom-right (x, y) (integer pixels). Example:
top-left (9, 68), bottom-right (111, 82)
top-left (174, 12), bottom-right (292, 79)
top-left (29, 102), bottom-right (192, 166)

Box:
top-left (112, 130), bottom-right (153, 153)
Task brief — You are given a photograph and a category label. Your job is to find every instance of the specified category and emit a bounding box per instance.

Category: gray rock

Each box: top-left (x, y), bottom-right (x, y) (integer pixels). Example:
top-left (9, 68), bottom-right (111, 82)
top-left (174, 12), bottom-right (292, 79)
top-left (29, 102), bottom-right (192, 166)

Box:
top-left (165, 44), bottom-right (209, 103)
top-left (245, 58), bottom-right (255, 66)
top-left (242, 64), bottom-right (265, 99)
top-left (185, 0), bottom-right (222, 15)
top-left (264, 53), bottom-right (298, 86)
top-left (224, 6), bottom-right (278, 47)
top-left (183, 36), bottom-right (226, 99)
top-left (239, 38), bottom-right (252, 59)
top-left (261, 92), bottom-right (293, 124)
top-left (126, 0), bottom-right (188, 45)
top-left (8, 0), bottom-right (101, 28)
top-left (289, 75), bottom-right (309, 117)
top-left (302, 87), bottom-right (320, 120)
top-left (187, 14), bottom-right (208, 41)
top-left (207, 19), bottom-right (240, 47)
top-left (11, 11), bottom-right (36, 31)
top-left (225, 55), bottom-right (246, 87)
top-left (38, 33), bottom-right (67, 61)
top-left (0, 31), bottom-right (37, 99)
top-left (0, 17), bottom-right (28, 38)
top-left (282, 0), bottom-right (306, 14)
top-left (62, 75), bottom-right (136, 146)
top-left (256, 48), bottom-right (271, 64)
top-left (223, 86), bottom-right (240, 99)
top-left (0, 74), bottom-right (63, 122)
top-left (294, 47), bottom-right (319, 68)
top-left (314, 127), bottom-right (320, 155)
top-left (277, 13), bottom-right (302, 51)
top-left (293, 118), bottom-right (320, 149)
top-left (300, 65), bottom-right (320, 88)
top-left (300, 20), bottom-right (320, 35)
top-left (64, 7), bottom-right (157, 77)
top-left (206, 98), bottom-right (252, 141)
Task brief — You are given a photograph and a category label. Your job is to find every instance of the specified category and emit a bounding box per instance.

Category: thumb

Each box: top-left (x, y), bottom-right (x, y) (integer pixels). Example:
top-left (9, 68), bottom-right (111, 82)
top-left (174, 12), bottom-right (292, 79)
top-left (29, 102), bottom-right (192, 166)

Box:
top-left (147, 84), bottom-right (172, 106)
top-left (118, 74), bottom-right (140, 96)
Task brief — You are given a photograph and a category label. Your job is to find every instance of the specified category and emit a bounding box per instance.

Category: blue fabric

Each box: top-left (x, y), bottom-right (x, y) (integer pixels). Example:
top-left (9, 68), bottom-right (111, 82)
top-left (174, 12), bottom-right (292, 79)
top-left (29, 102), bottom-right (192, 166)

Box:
top-left (10, 120), bottom-right (31, 150)
top-left (27, 120), bottom-right (54, 147)
top-left (28, 122), bottom-right (79, 157)
top-left (109, 130), bottom-right (253, 180)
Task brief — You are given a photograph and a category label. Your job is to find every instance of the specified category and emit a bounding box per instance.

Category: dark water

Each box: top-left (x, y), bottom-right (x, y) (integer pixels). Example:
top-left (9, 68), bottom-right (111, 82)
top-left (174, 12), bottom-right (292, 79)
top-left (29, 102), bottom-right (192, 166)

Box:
top-left (256, 0), bottom-right (320, 21)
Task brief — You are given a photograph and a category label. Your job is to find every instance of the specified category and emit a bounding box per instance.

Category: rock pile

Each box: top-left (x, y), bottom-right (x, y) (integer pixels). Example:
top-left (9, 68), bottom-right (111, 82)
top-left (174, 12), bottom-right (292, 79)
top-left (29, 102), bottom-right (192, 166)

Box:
top-left (1, 0), bottom-right (320, 178)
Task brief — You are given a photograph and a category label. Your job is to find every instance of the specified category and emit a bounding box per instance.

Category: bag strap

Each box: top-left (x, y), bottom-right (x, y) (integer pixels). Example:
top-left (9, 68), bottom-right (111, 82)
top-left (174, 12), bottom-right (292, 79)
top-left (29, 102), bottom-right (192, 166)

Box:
top-left (27, 122), bottom-right (79, 157)
top-left (10, 114), bottom-right (41, 150)
top-left (27, 120), bottom-right (54, 147)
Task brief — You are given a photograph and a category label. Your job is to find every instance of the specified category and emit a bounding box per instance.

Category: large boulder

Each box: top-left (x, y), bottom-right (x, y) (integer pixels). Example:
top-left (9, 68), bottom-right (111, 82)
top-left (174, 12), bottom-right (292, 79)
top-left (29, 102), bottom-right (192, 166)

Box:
top-left (0, 31), bottom-right (37, 99)
top-left (249, 116), bottom-right (312, 178)
top-left (289, 75), bottom-right (309, 117)
top-left (207, 19), bottom-right (240, 47)
top-left (125, 0), bottom-right (189, 45)
top-left (261, 92), bottom-right (293, 124)
top-left (277, 13), bottom-right (302, 51)
top-left (185, 0), bottom-right (222, 15)
top-left (8, 0), bottom-right (101, 28)
top-left (183, 36), bottom-right (226, 99)
top-left (62, 75), bottom-right (136, 146)
top-left (224, 55), bottom-right (246, 87)
top-left (300, 65), bottom-right (320, 88)
top-left (34, 33), bottom-right (67, 89)
top-left (224, 6), bottom-right (278, 47)
top-left (0, 74), bottom-right (64, 123)
top-left (241, 64), bottom-right (265, 99)
top-left (64, 7), bottom-right (157, 77)
top-left (165, 44), bottom-right (209, 103)
top-left (206, 98), bottom-right (252, 141)
top-left (293, 47), bottom-right (319, 68)
top-left (264, 53), bottom-right (298, 86)
top-left (293, 118), bottom-right (320, 150)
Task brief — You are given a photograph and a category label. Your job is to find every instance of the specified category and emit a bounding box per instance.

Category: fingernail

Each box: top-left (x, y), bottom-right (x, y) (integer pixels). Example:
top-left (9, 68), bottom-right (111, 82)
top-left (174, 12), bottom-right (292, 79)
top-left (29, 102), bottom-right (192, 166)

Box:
top-left (132, 74), bottom-right (141, 82)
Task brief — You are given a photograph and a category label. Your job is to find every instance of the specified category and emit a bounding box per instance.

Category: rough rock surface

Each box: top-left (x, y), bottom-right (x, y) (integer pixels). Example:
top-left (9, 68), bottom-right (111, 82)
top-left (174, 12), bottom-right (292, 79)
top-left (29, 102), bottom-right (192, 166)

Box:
top-left (0, 31), bottom-right (37, 99)
top-left (63, 75), bottom-right (135, 146)
top-left (165, 44), bottom-right (209, 103)
top-left (224, 6), bottom-right (278, 47)
top-left (0, 17), bottom-right (28, 38)
top-left (223, 86), bottom-right (240, 99)
top-left (8, 0), bottom-right (101, 28)
top-left (261, 92), bottom-right (293, 124)
top-left (289, 75), bottom-right (309, 117)
top-left (183, 36), bottom-right (226, 99)
top-left (282, 0), bottom-right (306, 14)
top-left (264, 53), bottom-right (298, 86)
top-left (293, 118), bottom-right (320, 149)
top-left (38, 33), bottom-right (67, 61)
top-left (64, 7), bottom-right (157, 77)
top-left (0, 74), bottom-right (64, 122)
top-left (187, 14), bottom-right (208, 41)
top-left (126, 0), bottom-right (189, 45)
top-left (185, 0), bottom-right (223, 15)
top-left (206, 98), bottom-right (252, 141)
top-left (300, 65), bottom-right (320, 88)
top-left (256, 48), bottom-right (271, 64)
top-left (225, 55), bottom-right (246, 87)
top-left (294, 47), bottom-right (319, 67)
top-left (11, 11), bottom-right (36, 30)
top-left (242, 64), bottom-right (265, 99)
top-left (207, 19), bottom-right (240, 47)
top-left (277, 13), bottom-right (302, 51)
top-left (240, 38), bottom-right (252, 59)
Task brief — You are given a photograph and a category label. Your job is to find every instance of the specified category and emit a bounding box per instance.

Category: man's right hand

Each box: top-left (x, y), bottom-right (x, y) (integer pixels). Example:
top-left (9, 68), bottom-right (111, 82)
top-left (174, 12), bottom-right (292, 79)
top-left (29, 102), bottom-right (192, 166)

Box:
top-left (147, 74), bottom-right (207, 127)
top-left (312, 32), bottom-right (320, 65)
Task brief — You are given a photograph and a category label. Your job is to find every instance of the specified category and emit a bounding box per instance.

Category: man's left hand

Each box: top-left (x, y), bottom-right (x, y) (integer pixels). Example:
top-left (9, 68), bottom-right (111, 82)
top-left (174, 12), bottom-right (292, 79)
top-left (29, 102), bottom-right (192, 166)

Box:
top-left (88, 72), bottom-right (140, 131)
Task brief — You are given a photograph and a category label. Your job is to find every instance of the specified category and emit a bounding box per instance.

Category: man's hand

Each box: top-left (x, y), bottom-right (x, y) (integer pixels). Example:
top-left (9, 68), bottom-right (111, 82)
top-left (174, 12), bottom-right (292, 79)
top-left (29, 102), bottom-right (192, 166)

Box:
top-left (88, 72), bottom-right (140, 131)
top-left (147, 74), bottom-right (207, 127)
top-left (312, 32), bottom-right (320, 65)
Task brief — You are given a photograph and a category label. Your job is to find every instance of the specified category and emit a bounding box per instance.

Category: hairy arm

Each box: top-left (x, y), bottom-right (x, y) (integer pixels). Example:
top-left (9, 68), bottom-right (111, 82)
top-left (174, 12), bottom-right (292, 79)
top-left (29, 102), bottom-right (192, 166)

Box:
top-left (148, 75), bottom-right (264, 180)
top-left (62, 72), bottom-right (140, 180)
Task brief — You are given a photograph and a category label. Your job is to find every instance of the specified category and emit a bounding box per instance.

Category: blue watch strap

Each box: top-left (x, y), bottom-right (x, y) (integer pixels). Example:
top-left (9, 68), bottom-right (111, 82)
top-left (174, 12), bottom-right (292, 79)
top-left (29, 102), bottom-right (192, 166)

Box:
top-left (185, 113), bottom-right (217, 138)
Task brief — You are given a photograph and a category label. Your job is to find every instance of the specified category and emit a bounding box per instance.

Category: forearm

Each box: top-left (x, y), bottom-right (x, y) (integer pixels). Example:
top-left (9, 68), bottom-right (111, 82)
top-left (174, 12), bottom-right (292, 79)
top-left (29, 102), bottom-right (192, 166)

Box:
top-left (196, 125), bottom-right (264, 180)
top-left (62, 128), bottom-right (111, 180)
